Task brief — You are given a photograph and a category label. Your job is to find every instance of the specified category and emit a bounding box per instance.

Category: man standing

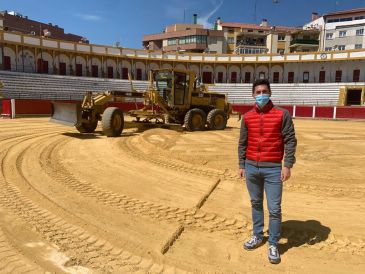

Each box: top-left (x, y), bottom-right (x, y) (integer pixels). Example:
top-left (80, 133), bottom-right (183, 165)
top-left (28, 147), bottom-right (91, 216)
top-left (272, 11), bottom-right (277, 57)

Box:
top-left (238, 78), bottom-right (297, 264)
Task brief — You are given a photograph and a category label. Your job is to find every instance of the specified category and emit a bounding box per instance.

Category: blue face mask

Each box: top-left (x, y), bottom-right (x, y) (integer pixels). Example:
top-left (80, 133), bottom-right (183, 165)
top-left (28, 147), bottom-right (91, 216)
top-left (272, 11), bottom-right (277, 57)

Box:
top-left (255, 94), bottom-right (270, 108)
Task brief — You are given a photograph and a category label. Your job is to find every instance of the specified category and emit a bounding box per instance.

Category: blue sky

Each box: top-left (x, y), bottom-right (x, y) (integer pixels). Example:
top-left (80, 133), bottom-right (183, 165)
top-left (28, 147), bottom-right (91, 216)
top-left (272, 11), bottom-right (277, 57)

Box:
top-left (2, 0), bottom-right (365, 48)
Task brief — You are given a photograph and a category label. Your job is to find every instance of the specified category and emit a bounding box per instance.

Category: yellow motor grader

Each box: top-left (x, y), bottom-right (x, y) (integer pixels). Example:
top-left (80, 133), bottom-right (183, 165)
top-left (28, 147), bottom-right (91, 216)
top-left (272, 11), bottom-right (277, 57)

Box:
top-left (51, 69), bottom-right (232, 136)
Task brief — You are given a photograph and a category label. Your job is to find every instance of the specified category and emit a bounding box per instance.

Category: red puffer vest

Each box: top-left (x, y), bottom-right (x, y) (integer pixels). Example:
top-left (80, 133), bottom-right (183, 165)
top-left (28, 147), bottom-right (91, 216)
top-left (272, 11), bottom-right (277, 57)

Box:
top-left (244, 100), bottom-right (284, 163)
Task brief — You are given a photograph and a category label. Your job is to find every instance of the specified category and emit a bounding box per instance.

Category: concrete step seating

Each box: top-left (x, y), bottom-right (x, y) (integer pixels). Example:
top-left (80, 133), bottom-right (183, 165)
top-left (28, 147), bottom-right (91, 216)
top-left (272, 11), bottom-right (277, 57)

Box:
top-left (0, 71), bottom-right (148, 100)
top-left (209, 83), bottom-right (343, 105)
top-left (1, 71), bottom-right (363, 106)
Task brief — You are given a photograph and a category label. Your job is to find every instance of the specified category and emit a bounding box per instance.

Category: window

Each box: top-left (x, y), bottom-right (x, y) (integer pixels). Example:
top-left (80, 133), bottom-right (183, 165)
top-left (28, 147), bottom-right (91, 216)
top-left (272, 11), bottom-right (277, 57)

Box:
top-left (319, 71), bottom-right (326, 83)
top-left (178, 35), bottom-right (207, 45)
top-left (325, 47), bottom-right (332, 51)
top-left (136, 68), bottom-right (142, 80)
top-left (244, 72), bottom-right (251, 83)
top-left (338, 45), bottom-right (346, 50)
top-left (231, 71), bottom-right (237, 83)
top-left (303, 71), bottom-right (309, 83)
top-left (227, 37), bottom-right (235, 44)
top-left (174, 72), bottom-right (187, 104)
top-left (278, 35), bottom-right (285, 41)
top-left (167, 38), bottom-right (177, 45)
top-left (355, 16), bottom-right (365, 20)
top-left (326, 33), bottom-right (333, 40)
top-left (339, 17), bottom-right (352, 22)
top-left (217, 72), bottom-right (223, 83)
top-left (335, 70), bottom-right (342, 82)
top-left (353, 69), bottom-right (360, 82)
top-left (239, 47), bottom-right (267, 54)
top-left (339, 31), bottom-right (346, 37)
top-left (355, 44), bottom-right (363, 49)
top-left (3, 56), bottom-right (11, 70)
top-left (76, 64), bottom-right (83, 76)
top-left (356, 29), bottom-right (364, 36)
top-left (273, 72), bottom-right (280, 83)
top-left (288, 72), bottom-right (294, 83)
top-left (327, 18), bottom-right (339, 23)
top-left (107, 66), bottom-right (113, 79)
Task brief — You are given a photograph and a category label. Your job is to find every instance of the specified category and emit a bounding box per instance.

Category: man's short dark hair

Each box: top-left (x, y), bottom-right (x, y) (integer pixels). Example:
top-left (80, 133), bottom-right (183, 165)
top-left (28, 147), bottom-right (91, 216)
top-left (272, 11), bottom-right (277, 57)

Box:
top-left (252, 78), bottom-right (271, 93)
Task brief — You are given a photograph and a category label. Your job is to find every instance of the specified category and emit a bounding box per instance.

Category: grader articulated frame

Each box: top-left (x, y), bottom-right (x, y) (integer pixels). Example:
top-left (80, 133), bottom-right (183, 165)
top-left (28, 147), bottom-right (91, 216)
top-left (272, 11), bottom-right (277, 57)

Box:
top-left (50, 69), bottom-right (232, 136)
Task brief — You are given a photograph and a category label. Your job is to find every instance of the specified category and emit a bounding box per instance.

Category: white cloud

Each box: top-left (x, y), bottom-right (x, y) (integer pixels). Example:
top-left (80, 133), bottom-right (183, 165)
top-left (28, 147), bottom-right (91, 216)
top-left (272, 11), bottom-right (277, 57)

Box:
top-left (197, 0), bottom-right (223, 28)
top-left (164, 0), bottom-right (223, 28)
top-left (76, 13), bottom-right (102, 21)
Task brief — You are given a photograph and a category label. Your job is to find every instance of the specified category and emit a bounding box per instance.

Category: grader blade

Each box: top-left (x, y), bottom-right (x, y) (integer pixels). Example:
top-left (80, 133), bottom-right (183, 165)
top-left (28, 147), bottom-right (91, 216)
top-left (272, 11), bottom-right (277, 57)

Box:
top-left (50, 102), bottom-right (81, 126)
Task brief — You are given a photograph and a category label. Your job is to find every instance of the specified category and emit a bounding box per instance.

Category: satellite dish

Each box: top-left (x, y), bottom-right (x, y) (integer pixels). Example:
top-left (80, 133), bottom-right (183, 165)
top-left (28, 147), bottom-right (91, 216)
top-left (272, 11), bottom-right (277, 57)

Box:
top-left (43, 29), bottom-right (51, 37)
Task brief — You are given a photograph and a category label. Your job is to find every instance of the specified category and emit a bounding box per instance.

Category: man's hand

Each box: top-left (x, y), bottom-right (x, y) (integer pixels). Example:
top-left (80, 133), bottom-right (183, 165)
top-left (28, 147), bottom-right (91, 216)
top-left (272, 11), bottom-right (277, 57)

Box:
top-left (281, 167), bottom-right (291, 182)
top-left (239, 168), bottom-right (246, 179)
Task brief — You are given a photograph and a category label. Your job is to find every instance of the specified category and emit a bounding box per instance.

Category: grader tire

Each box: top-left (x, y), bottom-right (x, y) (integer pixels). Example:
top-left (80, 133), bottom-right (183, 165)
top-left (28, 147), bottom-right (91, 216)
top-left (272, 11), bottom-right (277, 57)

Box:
top-left (207, 109), bottom-right (227, 130)
top-left (102, 107), bottom-right (124, 137)
top-left (75, 120), bottom-right (98, 133)
top-left (184, 108), bottom-right (206, 131)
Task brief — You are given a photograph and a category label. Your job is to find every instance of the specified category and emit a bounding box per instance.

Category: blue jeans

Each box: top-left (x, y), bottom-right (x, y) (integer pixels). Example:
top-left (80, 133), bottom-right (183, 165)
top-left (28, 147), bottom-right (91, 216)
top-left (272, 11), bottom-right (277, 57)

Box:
top-left (245, 163), bottom-right (283, 246)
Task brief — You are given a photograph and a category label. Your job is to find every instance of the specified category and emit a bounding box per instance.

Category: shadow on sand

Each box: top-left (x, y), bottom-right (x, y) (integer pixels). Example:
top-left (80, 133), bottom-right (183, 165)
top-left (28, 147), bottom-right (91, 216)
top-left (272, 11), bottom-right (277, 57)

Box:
top-left (279, 220), bottom-right (331, 254)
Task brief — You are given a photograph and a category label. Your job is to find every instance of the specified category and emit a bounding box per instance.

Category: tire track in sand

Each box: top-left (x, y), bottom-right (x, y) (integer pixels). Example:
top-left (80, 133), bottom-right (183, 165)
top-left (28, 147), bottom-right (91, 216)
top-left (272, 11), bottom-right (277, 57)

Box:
top-left (0, 134), bottom-right (186, 273)
top-left (119, 133), bottom-right (365, 199)
top-left (39, 136), bottom-right (249, 238)
top-left (0, 227), bottom-right (44, 274)
top-left (39, 134), bottom-right (365, 256)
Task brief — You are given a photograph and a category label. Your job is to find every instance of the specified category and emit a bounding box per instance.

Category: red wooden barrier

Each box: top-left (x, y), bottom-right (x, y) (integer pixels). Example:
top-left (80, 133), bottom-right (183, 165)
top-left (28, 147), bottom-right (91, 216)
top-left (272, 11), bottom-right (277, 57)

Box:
top-left (295, 106), bottom-right (313, 118)
top-left (1, 99), bottom-right (12, 117)
top-left (315, 106), bottom-right (333, 118)
top-left (336, 107), bottom-right (365, 119)
top-left (2, 100), bottom-right (365, 120)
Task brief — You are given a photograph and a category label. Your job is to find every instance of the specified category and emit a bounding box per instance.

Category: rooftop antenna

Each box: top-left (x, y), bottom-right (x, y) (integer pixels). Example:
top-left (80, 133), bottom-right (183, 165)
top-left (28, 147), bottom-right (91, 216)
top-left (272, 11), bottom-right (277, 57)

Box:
top-left (254, 0), bottom-right (257, 23)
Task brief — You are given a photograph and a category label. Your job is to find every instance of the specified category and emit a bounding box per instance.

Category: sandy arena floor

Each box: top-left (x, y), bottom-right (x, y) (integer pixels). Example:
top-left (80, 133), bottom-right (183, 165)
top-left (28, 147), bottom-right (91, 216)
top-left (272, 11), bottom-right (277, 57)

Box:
top-left (0, 116), bottom-right (364, 273)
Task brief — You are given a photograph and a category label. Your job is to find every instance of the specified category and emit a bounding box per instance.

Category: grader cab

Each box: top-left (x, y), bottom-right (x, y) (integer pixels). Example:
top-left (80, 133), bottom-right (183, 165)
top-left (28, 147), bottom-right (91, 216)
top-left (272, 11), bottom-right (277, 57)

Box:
top-left (50, 69), bottom-right (232, 136)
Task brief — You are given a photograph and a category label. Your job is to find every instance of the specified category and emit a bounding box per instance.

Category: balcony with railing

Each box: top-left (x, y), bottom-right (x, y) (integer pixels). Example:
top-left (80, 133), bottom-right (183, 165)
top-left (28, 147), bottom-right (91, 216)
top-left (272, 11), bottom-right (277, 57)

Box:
top-left (290, 39), bottom-right (319, 46)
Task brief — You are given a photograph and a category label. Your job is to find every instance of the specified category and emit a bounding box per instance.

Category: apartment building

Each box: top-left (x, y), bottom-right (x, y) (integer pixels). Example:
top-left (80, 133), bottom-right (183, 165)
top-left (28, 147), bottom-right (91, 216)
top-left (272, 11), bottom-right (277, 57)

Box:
top-left (304, 7), bottom-right (365, 51)
top-left (0, 10), bottom-right (86, 43)
top-left (142, 14), bottom-right (224, 53)
top-left (217, 19), bottom-right (298, 54)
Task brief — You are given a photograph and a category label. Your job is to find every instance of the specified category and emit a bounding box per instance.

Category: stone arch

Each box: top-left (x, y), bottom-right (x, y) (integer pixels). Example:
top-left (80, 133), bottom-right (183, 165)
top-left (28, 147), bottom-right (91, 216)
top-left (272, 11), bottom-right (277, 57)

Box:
top-left (148, 62), bottom-right (160, 71)
top-left (90, 57), bottom-right (102, 77)
top-left (72, 55), bottom-right (87, 76)
top-left (202, 64), bottom-right (214, 84)
top-left (189, 64), bottom-right (200, 78)
top-left (215, 65), bottom-right (227, 83)
top-left (36, 51), bottom-right (53, 74)
top-left (242, 65), bottom-right (255, 83)
top-left (161, 63), bottom-right (173, 69)
top-left (135, 61), bottom-right (146, 80)
top-left (271, 65), bottom-right (284, 83)
top-left (121, 60), bottom-right (132, 79)
top-left (174, 63), bottom-right (187, 70)
top-left (3, 47), bottom-right (16, 71)
top-left (17, 48), bottom-right (35, 73)
top-left (228, 65), bottom-right (240, 83)
top-left (256, 65), bottom-right (269, 80)
top-left (104, 59), bottom-right (117, 78)
top-left (56, 54), bottom-right (71, 75)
